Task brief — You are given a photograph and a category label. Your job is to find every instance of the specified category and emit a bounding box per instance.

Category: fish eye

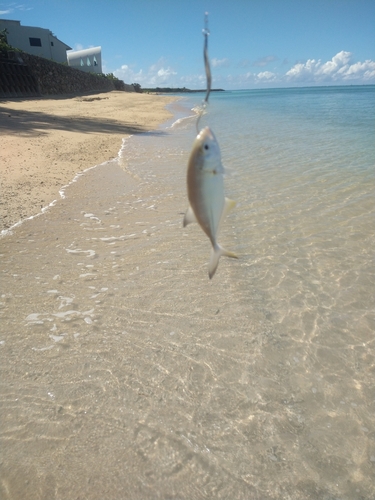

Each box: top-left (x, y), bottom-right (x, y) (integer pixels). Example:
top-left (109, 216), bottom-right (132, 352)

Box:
top-left (204, 144), bottom-right (209, 150)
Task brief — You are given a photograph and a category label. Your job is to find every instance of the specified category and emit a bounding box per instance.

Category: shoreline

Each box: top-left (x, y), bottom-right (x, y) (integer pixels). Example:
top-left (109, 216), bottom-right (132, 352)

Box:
top-left (0, 91), bottom-right (178, 232)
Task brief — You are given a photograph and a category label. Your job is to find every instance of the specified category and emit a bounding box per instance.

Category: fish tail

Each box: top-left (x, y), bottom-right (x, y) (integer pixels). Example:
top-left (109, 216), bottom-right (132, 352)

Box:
top-left (208, 244), bottom-right (238, 279)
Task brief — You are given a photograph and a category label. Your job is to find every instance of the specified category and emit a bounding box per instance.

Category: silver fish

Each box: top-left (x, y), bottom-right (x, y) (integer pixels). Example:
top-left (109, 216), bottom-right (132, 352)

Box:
top-left (183, 126), bottom-right (238, 278)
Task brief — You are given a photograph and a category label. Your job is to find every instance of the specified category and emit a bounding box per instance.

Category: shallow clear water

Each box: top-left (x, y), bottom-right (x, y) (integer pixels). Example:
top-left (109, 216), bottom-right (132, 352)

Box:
top-left (0, 86), bottom-right (374, 499)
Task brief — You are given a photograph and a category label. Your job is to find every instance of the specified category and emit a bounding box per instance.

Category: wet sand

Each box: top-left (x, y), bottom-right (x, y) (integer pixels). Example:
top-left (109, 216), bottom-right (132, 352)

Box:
top-left (0, 151), bottom-right (265, 500)
top-left (2, 151), bottom-right (373, 500)
top-left (0, 91), bottom-right (176, 231)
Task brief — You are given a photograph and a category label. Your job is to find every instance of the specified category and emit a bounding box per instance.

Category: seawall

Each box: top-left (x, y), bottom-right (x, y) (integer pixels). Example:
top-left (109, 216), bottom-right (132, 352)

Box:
top-left (0, 52), bottom-right (134, 98)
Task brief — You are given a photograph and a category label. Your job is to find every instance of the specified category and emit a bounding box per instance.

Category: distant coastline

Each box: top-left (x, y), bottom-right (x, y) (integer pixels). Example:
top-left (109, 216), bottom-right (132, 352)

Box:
top-left (141, 87), bottom-right (225, 94)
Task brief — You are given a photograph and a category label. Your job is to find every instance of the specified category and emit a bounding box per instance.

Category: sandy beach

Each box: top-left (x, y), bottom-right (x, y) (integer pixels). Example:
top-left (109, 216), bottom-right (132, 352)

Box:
top-left (0, 91), bottom-right (177, 231)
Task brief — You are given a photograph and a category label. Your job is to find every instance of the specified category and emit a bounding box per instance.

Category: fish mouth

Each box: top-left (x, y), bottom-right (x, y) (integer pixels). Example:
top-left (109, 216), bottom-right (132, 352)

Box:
top-left (198, 126), bottom-right (215, 141)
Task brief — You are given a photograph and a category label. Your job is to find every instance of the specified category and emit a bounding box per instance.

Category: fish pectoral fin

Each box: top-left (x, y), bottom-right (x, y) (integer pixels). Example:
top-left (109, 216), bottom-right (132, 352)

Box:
top-left (183, 206), bottom-right (197, 227)
top-left (224, 197), bottom-right (236, 216)
top-left (208, 244), bottom-right (238, 279)
top-left (218, 197), bottom-right (236, 229)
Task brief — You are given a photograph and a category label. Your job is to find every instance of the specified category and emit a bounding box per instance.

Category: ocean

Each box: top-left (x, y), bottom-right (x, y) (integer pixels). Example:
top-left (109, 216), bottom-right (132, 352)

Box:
top-left (1, 85), bottom-right (374, 499)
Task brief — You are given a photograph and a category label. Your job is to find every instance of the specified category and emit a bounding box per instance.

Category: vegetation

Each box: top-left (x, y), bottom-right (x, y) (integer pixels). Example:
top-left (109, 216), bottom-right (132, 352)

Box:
top-left (132, 82), bottom-right (142, 93)
top-left (104, 72), bottom-right (127, 90)
top-left (0, 29), bottom-right (14, 57)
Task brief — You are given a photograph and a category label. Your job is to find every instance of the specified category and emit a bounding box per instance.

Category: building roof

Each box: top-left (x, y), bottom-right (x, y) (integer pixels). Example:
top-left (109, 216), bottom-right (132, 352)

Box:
top-left (67, 46), bottom-right (101, 58)
top-left (0, 19), bottom-right (72, 50)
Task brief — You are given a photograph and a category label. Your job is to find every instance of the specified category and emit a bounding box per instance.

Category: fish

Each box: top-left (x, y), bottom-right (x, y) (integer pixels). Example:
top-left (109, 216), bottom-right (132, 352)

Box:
top-left (183, 126), bottom-right (238, 278)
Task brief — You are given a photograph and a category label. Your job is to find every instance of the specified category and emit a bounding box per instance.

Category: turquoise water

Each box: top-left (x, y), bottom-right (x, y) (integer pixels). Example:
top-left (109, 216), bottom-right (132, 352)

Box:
top-left (1, 85), bottom-right (374, 499)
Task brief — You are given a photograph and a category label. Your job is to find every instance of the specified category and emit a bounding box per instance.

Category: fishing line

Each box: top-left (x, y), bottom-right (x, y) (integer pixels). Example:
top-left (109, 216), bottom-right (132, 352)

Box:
top-left (196, 12), bottom-right (211, 133)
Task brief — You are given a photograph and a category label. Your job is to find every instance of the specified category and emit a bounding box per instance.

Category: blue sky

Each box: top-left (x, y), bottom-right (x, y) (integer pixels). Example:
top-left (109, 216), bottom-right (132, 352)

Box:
top-left (1, 0), bottom-right (374, 89)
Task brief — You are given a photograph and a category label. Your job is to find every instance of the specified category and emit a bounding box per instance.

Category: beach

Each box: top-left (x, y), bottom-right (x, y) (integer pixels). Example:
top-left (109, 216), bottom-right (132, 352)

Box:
top-left (1, 86), bottom-right (374, 500)
top-left (0, 91), bottom-right (176, 231)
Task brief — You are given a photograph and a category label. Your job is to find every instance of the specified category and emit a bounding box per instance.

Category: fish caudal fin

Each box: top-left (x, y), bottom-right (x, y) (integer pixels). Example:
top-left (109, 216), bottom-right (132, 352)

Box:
top-left (208, 243), bottom-right (238, 279)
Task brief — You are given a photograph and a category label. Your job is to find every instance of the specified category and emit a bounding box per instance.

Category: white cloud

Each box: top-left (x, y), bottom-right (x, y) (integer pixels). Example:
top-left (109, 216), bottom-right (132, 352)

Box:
top-left (67, 43), bottom-right (84, 52)
top-left (253, 55), bottom-right (278, 67)
top-left (238, 59), bottom-right (250, 68)
top-left (180, 73), bottom-right (207, 86)
top-left (115, 64), bottom-right (144, 83)
top-left (111, 51), bottom-right (375, 90)
top-left (0, 3), bottom-right (32, 15)
top-left (286, 51), bottom-right (375, 84)
top-left (257, 71), bottom-right (276, 81)
top-left (206, 51), bottom-right (375, 89)
top-left (286, 59), bottom-right (319, 79)
top-left (317, 50), bottom-right (352, 76)
top-left (344, 60), bottom-right (375, 80)
top-left (211, 58), bottom-right (230, 68)
top-left (157, 67), bottom-right (177, 78)
top-left (114, 58), bottom-right (178, 87)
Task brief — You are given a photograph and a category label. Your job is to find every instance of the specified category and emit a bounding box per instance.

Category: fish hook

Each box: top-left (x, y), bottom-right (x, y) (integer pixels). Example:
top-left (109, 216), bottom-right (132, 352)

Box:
top-left (196, 12), bottom-right (212, 133)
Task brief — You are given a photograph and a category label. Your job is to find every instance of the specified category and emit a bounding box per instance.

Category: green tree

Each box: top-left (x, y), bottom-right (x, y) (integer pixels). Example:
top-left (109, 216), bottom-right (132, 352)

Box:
top-left (0, 29), bottom-right (11, 56)
top-left (132, 83), bottom-right (142, 93)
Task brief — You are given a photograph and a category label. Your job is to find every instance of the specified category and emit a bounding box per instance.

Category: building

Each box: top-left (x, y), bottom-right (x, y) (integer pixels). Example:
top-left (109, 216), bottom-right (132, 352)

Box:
top-left (0, 19), bottom-right (72, 63)
top-left (67, 47), bottom-right (102, 74)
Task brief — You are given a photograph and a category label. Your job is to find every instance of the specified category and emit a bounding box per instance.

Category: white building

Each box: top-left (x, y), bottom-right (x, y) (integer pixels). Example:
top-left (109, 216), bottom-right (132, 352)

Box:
top-left (0, 19), bottom-right (72, 63)
top-left (67, 47), bottom-right (102, 74)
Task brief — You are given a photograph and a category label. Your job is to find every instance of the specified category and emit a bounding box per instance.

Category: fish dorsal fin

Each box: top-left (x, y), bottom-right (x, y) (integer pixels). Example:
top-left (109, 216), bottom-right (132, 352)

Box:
top-left (183, 205), bottom-right (198, 227)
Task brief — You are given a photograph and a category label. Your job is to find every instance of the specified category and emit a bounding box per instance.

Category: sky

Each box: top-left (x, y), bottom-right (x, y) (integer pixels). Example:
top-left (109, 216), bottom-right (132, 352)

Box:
top-left (1, 0), bottom-right (374, 90)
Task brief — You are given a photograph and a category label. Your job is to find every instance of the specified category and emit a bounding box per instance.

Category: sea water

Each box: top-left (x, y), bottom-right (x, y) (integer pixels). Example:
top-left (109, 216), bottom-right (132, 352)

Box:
top-left (1, 86), bottom-right (374, 499)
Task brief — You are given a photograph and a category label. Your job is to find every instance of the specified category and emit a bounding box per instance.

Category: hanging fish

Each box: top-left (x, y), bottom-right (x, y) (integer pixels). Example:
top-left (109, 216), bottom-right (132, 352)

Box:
top-left (183, 13), bottom-right (237, 278)
top-left (183, 126), bottom-right (238, 279)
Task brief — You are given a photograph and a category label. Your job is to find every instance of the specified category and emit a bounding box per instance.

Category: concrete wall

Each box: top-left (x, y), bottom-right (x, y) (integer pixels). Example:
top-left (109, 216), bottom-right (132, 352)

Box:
top-left (0, 52), bottom-right (134, 98)
top-left (0, 19), bottom-right (71, 63)
top-left (0, 57), bottom-right (40, 98)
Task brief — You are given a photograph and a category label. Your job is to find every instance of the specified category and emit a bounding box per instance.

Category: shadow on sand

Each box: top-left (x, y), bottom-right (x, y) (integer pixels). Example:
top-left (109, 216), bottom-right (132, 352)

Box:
top-left (0, 105), bottom-right (169, 138)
